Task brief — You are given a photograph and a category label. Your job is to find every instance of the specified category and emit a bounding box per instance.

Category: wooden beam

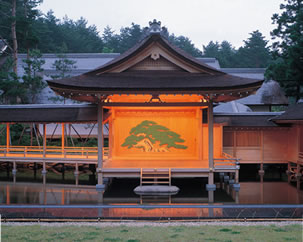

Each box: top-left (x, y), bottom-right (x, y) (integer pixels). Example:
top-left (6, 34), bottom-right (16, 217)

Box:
top-left (102, 102), bottom-right (208, 107)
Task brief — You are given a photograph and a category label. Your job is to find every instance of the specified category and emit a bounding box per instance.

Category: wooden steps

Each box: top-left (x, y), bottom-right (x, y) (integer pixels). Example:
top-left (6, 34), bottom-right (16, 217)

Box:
top-left (140, 168), bottom-right (171, 186)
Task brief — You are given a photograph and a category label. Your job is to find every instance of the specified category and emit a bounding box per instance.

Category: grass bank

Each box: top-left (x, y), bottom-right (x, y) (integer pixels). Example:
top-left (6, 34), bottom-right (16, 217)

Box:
top-left (2, 223), bottom-right (302, 242)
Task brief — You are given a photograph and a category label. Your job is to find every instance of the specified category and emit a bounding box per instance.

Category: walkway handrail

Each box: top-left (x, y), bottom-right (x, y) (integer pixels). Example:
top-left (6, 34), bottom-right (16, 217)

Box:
top-left (214, 152), bottom-right (240, 169)
top-left (0, 145), bottom-right (109, 160)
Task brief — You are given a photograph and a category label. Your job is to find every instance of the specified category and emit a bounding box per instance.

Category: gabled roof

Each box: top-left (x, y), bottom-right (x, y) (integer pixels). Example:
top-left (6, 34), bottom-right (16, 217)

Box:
top-left (47, 22), bottom-right (263, 103)
top-left (86, 33), bottom-right (223, 75)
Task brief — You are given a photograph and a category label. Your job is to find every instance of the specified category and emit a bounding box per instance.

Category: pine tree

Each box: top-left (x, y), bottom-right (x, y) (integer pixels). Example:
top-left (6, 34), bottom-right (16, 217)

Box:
top-left (0, 57), bottom-right (25, 104)
top-left (265, 0), bottom-right (303, 102)
top-left (22, 49), bottom-right (45, 103)
top-left (203, 41), bottom-right (220, 60)
top-left (237, 30), bottom-right (271, 68)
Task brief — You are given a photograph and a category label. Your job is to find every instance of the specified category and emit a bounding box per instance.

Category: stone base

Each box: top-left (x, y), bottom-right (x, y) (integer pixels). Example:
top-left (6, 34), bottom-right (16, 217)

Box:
top-left (206, 184), bottom-right (216, 191)
top-left (96, 184), bottom-right (105, 191)
top-left (134, 185), bottom-right (179, 195)
top-left (233, 183), bottom-right (241, 191)
top-left (258, 170), bottom-right (265, 175)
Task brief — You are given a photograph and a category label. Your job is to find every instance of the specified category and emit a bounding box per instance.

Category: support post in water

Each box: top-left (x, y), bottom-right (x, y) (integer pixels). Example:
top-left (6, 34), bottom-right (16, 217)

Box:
top-left (42, 124), bottom-right (47, 185)
top-left (12, 161), bottom-right (17, 183)
top-left (74, 162), bottom-right (79, 186)
top-left (96, 102), bottom-right (104, 191)
top-left (206, 99), bottom-right (216, 192)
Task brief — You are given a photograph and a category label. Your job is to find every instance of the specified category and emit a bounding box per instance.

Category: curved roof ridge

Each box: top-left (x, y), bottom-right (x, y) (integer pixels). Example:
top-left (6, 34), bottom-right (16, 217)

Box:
top-left (85, 33), bottom-right (224, 75)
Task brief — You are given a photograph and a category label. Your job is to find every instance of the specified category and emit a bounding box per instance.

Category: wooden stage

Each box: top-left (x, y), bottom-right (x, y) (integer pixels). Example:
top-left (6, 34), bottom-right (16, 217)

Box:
top-left (0, 145), bottom-right (239, 180)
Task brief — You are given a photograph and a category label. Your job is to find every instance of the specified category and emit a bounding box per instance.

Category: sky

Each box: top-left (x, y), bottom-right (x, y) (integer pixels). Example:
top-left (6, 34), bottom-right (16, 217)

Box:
top-left (38, 0), bottom-right (283, 50)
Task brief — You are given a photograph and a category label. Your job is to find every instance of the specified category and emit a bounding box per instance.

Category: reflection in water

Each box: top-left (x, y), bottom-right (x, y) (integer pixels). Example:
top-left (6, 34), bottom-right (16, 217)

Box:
top-left (0, 181), bottom-right (302, 219)
top-left (0, 181), bottom-right (302, 205)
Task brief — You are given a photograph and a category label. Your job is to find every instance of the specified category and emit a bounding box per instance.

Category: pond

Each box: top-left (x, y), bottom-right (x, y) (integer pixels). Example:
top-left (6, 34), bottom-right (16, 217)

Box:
top-left (0, 179), bottom-right (302, 219)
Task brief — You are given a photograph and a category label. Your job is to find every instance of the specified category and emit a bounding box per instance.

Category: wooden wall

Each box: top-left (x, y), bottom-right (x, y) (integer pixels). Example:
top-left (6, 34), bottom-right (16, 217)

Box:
top-left (223, 127), bottom-right (298, 164)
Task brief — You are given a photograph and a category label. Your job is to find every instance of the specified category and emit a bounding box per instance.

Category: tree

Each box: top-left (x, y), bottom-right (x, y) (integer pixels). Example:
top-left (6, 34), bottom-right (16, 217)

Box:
top-left (0, 0), bottom-right (42, 72)
top-left (203, 41), bottom-right (237, 67)
top-left (49, 51), bottom-right (77, 103)
top-left (203, 41), bottom-right (220, 59)
top-left (169, 35), bottom-right (202, 57)
top-left (51, 54), bottom-right (77, 80)
top-left (218, 41), bottom-right (237, 68)
top-left (0, 57), bottom-right (25, 104)
top-left (122, 120), bottom-right (187, 152)
top-left (265, 0), bottom-right (303, 102)
top-left (237, 30), bottom-right (271, 68)
top-left (102, 23), bottom-right (203, 57)
top-left (22, 49), bottom-right (45, 103)
top-left (116, 23), bottom-right (143, 53)
top-left (11, 0), bottom-right (17, 74)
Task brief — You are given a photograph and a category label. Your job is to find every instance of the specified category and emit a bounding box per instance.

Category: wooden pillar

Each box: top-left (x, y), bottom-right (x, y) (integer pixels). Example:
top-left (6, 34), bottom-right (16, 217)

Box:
top-left (61, 188), bottom-right (65, 205)
top-left (296, 163), bottom-right (301, 190)
top-left (259, 130), bottom-right (265, 180)
top-left (6, 185), bottom-right (10, 205)
top-left (6, 123), bottom-right (10, 153)
top-left (74, 162), bottom-right (79, 186)
top-left (259, 163), bottom-right (264, 182)
top-left (260, 180), bottom-right (264, 204)
top-left (96, 102), bottom-right (104, 190)
top-left (235, 169), bottom-right (239, 184)
top-left (235, 191), bottom-right (239, 204)
top-left (42, 124), bottom-right (47, 185)
top-left (287, 162), bottom-right (291, 183)
top-left (61, 123), bottom-right (65, 180)
top-left (12, 161), bottom-right (16, 183)
top-left (208, 100), bottom-right (214, 170)
top-left (43, 124), bottom-right (46, 157)
top-left (61, 123), bottom-right (65, 152)
top-left (206, 100), bottom-right (216, 192)
top-left (208, 190), bottom-right (214, 203)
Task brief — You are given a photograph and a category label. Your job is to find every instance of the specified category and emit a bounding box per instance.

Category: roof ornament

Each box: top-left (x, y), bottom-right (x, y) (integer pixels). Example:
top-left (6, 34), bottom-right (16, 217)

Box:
top-left (141, 19), bottom-right (169, 40)
top-left (149, 19), bottom-right (162, 33)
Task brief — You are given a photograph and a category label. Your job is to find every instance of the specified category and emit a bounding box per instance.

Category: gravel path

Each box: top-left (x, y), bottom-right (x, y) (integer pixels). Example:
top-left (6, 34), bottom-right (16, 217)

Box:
top-left (3, 221), bottom-right (302, 227)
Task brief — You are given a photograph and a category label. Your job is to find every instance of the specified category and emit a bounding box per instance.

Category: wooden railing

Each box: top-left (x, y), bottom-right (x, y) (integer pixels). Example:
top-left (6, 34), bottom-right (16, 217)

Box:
top-left (214, 152), bottom-right (240, 169)
top-left (0, 145), bottom-right (108, 160)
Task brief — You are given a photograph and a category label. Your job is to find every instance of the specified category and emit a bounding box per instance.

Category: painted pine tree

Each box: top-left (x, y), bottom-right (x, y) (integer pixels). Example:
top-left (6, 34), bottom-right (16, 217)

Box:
top-left (121, 120), bottom-right (187, 152)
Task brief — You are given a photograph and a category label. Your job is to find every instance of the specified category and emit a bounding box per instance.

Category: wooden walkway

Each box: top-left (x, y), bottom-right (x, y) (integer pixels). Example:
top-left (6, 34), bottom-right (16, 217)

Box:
top-left (0, 145), bottom-right (105, 163)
